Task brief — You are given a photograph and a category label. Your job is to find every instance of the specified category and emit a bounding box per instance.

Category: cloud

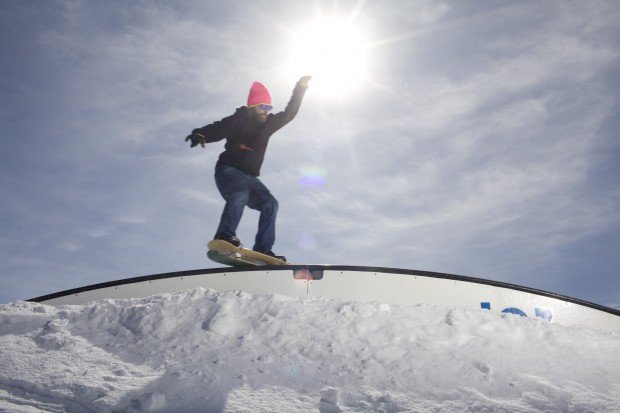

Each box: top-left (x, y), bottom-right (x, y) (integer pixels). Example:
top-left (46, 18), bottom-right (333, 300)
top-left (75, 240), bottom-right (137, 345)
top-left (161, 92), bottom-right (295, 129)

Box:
top-left (263, 0), bottom-right (620, 286)
top-left (176, 188), bottom-right (221, 206)
top-left (1, 1), bottom-right (618, 307)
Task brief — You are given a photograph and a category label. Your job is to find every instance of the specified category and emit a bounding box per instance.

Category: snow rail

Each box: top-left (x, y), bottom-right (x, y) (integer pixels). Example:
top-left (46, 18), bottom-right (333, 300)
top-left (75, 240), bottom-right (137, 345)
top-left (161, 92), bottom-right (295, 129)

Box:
top-left (29, 265), bottom-right (620, 332)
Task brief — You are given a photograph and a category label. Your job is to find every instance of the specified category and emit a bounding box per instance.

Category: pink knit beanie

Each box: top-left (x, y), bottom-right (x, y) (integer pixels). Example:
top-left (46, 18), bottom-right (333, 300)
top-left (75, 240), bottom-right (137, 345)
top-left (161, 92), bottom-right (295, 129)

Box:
top-left (247, 82), bottom-right (272, 107)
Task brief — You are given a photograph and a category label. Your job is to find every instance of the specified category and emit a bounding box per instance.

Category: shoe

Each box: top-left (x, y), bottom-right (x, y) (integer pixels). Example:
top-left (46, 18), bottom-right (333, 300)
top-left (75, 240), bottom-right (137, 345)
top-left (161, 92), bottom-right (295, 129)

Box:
top-left (214, 232), bottom-right (241, 247)
top-left (254, 249), bottom-right (286, 262)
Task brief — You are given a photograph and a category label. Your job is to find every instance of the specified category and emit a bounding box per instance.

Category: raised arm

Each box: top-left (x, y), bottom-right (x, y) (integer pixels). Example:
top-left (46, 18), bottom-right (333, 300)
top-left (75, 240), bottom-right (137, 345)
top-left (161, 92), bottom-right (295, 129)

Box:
top-left (185, 109), bottom-right (241, 148)
top-left (268, 76), bottom-right (311, 132)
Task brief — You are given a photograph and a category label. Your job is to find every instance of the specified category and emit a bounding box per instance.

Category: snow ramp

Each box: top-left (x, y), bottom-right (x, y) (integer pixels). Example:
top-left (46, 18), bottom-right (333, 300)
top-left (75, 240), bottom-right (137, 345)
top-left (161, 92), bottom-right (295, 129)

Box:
top-left (29, 265), bottom-right (620, 333)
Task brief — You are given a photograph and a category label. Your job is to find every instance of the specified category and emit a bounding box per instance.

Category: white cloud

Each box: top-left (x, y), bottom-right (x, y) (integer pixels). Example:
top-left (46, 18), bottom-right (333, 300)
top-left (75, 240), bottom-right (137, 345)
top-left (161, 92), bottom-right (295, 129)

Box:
top-left (176, 188), bottom-right (221, 206)
top-left (1, 0), bottom-right (618, 306)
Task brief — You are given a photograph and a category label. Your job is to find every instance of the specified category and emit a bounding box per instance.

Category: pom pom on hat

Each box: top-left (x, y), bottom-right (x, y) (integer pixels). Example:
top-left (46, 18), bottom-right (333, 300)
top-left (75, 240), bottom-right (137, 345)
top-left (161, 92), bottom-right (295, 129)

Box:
top-left (247, 82), bottom-right (272, 107)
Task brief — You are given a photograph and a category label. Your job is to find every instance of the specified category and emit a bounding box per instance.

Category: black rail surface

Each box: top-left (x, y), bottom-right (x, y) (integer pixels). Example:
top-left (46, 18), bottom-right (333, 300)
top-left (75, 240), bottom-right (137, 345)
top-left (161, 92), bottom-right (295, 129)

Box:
top-left (28, 265), bottom-right (620, 316)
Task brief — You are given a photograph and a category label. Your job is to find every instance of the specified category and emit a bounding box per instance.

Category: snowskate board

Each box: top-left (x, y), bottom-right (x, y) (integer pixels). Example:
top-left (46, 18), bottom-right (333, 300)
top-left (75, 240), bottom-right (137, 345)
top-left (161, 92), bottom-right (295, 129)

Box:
top-left (207, 239), bottom-right (289, 267)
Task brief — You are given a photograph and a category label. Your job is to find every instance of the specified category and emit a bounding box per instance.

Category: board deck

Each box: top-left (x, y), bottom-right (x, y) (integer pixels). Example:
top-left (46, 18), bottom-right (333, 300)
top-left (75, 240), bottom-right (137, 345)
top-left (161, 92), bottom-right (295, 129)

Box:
top-left (207, 239), bottom-right (289, 266)
top-left (206, 250), bottom-right (265, 266)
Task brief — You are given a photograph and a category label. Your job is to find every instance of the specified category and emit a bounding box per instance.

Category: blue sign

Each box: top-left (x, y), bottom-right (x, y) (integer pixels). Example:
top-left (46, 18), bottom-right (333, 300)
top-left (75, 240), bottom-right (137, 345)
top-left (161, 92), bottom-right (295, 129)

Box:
top-left (481, 302), bottom-right (554, 322)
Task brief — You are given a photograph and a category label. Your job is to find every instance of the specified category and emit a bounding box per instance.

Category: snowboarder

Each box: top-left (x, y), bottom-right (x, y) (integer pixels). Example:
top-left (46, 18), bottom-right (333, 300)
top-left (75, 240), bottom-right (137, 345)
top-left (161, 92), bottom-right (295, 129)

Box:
top-left (185, 76), bottom-right (311, 262)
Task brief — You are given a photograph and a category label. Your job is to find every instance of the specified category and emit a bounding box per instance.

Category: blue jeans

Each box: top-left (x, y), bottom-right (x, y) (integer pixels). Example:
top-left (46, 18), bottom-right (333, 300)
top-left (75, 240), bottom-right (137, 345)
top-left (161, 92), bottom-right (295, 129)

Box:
top-left (214, 163), bottom-right (278, 252)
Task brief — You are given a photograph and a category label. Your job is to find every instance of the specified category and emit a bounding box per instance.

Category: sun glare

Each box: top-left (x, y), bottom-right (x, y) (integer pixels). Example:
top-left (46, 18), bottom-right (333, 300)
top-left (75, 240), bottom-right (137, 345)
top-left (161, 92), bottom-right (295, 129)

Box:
top-left (284, 17), bottom-right (369, 97)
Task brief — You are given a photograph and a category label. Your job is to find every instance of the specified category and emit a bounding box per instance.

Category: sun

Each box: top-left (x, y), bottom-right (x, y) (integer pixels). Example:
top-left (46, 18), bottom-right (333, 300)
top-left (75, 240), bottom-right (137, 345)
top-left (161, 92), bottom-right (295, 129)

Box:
top-left (284, 16), bottom-right (369, 97)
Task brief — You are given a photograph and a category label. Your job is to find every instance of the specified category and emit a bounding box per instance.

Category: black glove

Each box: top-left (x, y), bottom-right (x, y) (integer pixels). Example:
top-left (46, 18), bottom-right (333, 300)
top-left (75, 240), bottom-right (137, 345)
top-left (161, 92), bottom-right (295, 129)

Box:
top-left (185, 129), bottom-right (206, 148)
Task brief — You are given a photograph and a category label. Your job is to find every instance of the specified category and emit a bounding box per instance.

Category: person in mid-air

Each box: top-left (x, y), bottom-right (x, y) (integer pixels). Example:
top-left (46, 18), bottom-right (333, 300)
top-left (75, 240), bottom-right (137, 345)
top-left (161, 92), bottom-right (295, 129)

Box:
top-left (185, 76), bottom-right (311, 261)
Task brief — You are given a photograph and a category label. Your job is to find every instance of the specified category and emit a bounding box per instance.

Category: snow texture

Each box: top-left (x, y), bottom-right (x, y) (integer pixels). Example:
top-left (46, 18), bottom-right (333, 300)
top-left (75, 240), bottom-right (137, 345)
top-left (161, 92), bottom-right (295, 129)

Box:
top-left (1, 288), bottom-right (619, 412)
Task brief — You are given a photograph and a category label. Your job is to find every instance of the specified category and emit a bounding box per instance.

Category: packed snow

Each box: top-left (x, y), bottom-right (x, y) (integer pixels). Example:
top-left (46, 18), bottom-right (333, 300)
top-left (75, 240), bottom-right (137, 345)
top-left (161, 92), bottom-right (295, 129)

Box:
top-left (1, 288), bottom-right (618, 412)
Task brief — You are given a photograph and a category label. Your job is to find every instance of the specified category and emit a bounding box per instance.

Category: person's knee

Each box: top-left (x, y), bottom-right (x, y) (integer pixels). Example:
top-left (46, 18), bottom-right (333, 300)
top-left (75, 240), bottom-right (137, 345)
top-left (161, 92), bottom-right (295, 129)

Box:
top-left (227, 190), bottom-right (250, 206)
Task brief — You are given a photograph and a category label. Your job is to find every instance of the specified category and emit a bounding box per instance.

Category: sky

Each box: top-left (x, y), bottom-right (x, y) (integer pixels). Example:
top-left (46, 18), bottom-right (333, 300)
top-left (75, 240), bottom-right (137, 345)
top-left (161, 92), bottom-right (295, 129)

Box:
top-left (0, 0), bottom-right (619, 308)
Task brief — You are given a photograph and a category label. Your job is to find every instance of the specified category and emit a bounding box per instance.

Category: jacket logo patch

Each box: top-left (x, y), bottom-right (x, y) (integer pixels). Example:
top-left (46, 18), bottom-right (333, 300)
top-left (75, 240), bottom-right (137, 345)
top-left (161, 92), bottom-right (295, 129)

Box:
top-left (239, 144), bottom-right (254, 152)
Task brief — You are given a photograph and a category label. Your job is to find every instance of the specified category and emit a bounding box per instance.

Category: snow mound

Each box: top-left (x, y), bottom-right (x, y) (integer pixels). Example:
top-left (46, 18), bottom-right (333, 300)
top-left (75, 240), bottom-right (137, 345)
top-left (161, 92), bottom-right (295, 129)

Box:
top-left (1, 288), bottom-right (619, 412)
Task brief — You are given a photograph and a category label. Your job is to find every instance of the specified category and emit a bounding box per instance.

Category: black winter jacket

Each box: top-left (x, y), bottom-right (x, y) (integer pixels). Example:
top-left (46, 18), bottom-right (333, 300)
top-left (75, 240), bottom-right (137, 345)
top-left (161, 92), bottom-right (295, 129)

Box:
top-left (196, 81), bottom-right (308, 177)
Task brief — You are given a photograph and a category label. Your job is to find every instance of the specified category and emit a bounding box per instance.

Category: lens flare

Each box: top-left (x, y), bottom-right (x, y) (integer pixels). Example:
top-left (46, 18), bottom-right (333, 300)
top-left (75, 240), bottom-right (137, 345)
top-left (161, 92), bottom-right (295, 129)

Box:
top-left (298, 232), bottom-right (317, 251)
top-left (299, 165), bottom-right (327, 187)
